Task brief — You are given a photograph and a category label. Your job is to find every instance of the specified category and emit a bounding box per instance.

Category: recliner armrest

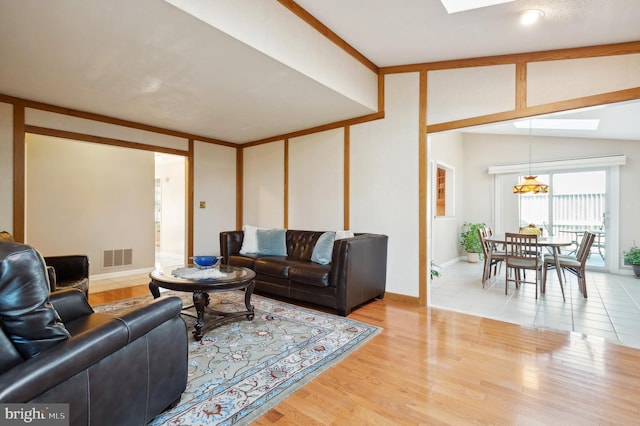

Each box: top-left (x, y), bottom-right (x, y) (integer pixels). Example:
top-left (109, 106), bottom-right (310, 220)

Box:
top-left (114, 297), bottom-right (184, 342)
top-left (49, 288), bottom-right (94, 323)
top-left (0, 319), bottom-right (128, 402)
top-left (0, 296), bottom-right (185, 403)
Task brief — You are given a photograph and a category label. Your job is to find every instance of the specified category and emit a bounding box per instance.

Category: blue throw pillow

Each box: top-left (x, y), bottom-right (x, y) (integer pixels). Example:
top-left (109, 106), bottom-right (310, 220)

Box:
top-left (256, 228), bottom-right (287, 256)
top-left (311, 232), bottom-right (336, 265)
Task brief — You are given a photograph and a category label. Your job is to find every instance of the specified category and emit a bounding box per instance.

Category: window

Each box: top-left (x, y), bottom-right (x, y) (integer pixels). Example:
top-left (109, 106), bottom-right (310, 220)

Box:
top-left (436, 167), bottom-right (446, 216)
top-left (434, 163), bottom-right (454, 217)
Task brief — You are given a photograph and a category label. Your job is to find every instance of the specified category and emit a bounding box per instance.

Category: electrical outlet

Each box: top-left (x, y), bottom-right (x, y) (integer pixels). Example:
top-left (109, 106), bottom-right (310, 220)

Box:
top-left (199, 201), bottom-right (206, 208)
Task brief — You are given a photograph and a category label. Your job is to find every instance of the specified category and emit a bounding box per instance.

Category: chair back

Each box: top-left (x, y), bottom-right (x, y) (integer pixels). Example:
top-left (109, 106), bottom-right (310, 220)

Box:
top-left (478, 227), bottom-right (490, 257)
top-left (505, 232), bottom-right (539, 266)
top-left (576, 231), bottom-right (596, 264)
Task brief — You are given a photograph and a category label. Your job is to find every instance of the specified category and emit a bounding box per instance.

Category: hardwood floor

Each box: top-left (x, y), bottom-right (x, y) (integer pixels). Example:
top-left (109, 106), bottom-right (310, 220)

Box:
top-left (90, 280), bottom-right (640, 425)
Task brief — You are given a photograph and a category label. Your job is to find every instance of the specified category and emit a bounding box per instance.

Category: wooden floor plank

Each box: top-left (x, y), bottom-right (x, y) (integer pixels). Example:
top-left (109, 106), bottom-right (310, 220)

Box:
top-left (89, 279), bottom-right (640, 425)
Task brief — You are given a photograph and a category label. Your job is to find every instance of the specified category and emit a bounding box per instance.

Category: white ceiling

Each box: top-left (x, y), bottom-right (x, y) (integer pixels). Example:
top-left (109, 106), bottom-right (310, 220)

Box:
top-left (1, 0), bottom-right (639, 143)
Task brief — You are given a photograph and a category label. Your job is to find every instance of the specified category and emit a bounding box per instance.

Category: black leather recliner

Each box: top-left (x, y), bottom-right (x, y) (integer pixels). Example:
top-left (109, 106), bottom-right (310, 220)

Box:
top-left (0, 231), bottom-right (90, 295)
top-left (43, 254), bottom-right (90, 296)
top-left (0, 241), bottom-right (188, 426)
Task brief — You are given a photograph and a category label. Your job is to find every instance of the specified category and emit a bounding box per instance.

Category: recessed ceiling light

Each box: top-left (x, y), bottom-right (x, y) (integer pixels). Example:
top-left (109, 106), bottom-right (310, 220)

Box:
top-left (440, 0), bottom-right (515, 14)
top-left (514, 119), bottom-right (600, 131)
top-left (520, 9), bottom-right (544, 25)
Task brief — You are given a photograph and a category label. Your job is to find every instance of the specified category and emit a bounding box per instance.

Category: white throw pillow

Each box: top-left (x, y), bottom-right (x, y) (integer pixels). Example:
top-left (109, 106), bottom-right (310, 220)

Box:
top-left (240, 225), bottom-right (266, 254)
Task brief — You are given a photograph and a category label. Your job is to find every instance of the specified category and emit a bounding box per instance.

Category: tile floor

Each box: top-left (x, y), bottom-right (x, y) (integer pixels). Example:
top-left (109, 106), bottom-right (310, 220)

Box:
top-left (430, 260), bottom-right (640, 350)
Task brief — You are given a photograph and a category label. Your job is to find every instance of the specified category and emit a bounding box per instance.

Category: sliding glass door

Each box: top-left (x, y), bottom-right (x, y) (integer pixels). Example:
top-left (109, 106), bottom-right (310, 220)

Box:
top-left (519, 170), bottom-right (607, 269)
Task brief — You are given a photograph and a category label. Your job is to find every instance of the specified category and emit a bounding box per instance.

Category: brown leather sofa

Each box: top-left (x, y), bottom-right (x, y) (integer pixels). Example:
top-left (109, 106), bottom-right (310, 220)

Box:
top-left (0, 241), bottom-right (188, 426)
top-left (220, 230), bottom-right (388, 316)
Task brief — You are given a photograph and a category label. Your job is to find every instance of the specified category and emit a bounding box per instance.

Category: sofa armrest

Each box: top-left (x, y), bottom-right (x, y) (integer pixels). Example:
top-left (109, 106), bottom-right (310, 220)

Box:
top-left (331, 234), bottom-right (388, 316)
top-left (0, 297), bottom-right (185, 403)
top-left (43, 255), bottom-right (89, 283)
top-left (220, 231), bottom-right (244, 264)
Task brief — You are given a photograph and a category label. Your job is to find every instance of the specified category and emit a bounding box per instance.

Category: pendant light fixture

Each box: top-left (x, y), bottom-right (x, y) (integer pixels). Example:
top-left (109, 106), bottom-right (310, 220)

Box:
top-left (513, 120), bottom-right (549, 194)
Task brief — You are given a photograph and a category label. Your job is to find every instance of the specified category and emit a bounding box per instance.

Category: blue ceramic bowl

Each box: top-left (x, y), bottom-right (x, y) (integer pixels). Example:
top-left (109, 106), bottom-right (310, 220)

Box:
top-left (191, 256), bottom-right (218, 268)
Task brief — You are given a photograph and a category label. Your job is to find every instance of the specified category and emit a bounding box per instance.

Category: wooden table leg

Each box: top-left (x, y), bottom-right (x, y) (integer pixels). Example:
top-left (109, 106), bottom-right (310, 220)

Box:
top-left (245, 281), bottom-right (255, 321)
top-left (192, 291), bottom-right (207, 341)
top-left (553, 248), bottom-right (566, 301)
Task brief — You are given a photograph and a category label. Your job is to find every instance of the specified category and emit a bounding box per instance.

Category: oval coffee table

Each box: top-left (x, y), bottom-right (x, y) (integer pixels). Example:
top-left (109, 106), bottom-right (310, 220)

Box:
top-left (149, 264), bottom-right (256, 341)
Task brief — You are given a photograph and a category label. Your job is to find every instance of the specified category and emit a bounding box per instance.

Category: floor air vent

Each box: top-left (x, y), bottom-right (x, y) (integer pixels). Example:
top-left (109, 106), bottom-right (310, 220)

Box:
top-left (103, 249), bottom-right (133, 268)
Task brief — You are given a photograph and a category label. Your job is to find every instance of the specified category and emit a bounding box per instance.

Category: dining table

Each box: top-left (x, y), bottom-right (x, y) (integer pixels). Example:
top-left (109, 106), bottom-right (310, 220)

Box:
top-left (484, 233), bottom-right (573, 295)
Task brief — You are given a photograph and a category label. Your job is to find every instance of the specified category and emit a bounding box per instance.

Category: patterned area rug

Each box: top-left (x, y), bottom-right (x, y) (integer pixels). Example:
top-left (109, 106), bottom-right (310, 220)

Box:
top-left (94, 290), bottom-right (380, 425)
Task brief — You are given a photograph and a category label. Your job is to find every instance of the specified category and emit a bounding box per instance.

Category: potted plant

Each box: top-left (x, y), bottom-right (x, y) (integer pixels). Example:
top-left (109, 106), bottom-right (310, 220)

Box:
top-left (460, 222), bottom-right (486, 263)
top-left (623, 244), bottom-right (640, 277)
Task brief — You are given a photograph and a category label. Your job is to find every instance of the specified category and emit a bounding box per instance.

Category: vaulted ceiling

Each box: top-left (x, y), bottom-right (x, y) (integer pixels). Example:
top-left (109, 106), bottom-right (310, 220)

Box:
top-left (1, 0), bottom-right (639, 143)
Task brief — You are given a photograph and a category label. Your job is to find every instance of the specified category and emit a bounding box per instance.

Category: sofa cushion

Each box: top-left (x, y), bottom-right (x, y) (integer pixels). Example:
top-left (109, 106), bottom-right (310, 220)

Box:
top-left (311, 232), bottom-right (336, 265)
top-left (288, 231), bottom-right (322, 261)
top-left (0, 242), bottom-right (70, 359)
top-left (256, 228), bottom-right (287, 256)
top-left (254, 257), bottom-right (291, 279)
top-left (228, 254), bottom-right (258, 270)
top-left (289, 262), bottom-right (331, 287)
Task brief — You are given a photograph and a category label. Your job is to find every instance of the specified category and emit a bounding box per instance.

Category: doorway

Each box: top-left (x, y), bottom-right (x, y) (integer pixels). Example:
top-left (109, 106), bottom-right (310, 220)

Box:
top-left (154, 153), bottom-right (186, 268)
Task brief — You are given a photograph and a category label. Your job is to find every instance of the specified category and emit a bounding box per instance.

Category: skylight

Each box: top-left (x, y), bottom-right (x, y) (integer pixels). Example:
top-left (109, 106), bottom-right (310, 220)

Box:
top-left (513, 119), bottom-right (600, 131)
top-left (440, 0), bottom-right (515, 14)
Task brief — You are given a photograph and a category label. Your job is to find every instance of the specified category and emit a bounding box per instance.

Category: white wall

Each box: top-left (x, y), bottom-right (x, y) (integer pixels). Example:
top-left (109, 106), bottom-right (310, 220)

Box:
top-left (26, 109), bottom-right (189, 150)
top-left (0, 102), bottom-right (12, 233)
top-left (193, 141), bottom-right (237, 255)
top-left (242, 141), bottom-right (285, 228)
top-left (25, 134), bottom-right (155, 274)
top-left (427, 64), bottom-right (515, 125)
top-left (289, 128), bottom-right (344, 230)
top-left (430, 131), bottom-right (465, 264)
top-left (351, 73), bottom-right (421, 297)
top-left (527, 54), bottom-right (640, 106)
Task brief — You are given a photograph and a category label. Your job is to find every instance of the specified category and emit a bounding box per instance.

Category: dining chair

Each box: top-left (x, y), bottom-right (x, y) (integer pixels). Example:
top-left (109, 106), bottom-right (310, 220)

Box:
top-left (478, 227), bottom-right (504, 286)
top-left (542, 231), bottom-right (595, 298)
top-left (505, 232), bottom-right (540, 298)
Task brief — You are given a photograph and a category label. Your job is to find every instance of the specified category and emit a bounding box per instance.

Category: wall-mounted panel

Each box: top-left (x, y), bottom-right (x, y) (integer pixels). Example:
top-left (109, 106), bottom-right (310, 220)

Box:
top-left (528, 54), bottom-right (640, 106)
top-left (194, 141), bottom-right (236, 255)
top-left (289, 129), bottom-right (344, 230)
top-left (0, 102), bottom-right (13, 233)
top-left (427, 64), bottom-right (515, 125)
top-left (351, 73), bottom-right (420, 297)
top-left (243, 141), bottom-right (285, 227)
top-left (26, 109), bottom-right (189, 151)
